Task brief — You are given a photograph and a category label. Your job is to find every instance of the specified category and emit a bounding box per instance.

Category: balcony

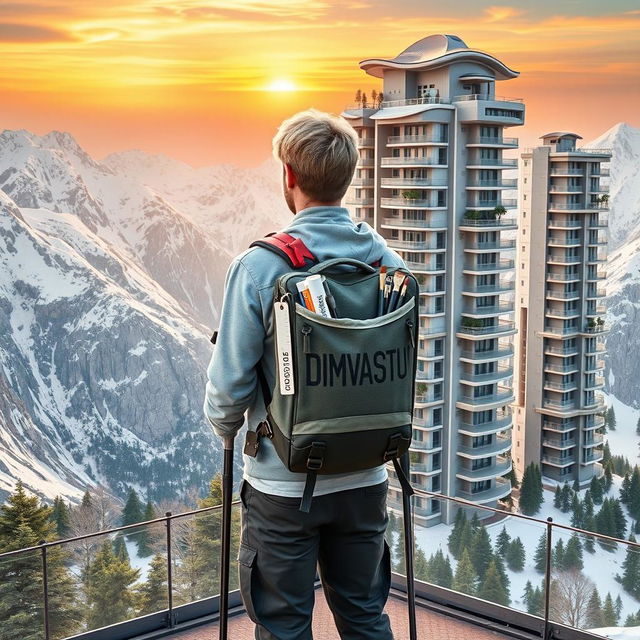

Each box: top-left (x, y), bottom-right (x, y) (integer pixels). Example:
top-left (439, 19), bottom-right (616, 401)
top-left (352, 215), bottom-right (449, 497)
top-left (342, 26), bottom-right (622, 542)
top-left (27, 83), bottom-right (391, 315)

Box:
top-left (404, 260), bottom-right (445, 274)
top-left (549, 168), bottom-right (584, 176)
top-left (461, 301), bottom-right (515, 316)
top-left (357, 138), bottom-right (375, 148)
top-left (465, 158), bottom-right (518, 169)
top-left (466, 136), bottom-right (519, 147)
top-left (545, 289), bottom-right (580, 300)
top-left (453, 94), bottom-right (524, 103)
top-left (466, 178), bottom-right (518, 189)
top-left (350, 177), bottom-right (374, 186)
top-left (380, 96), bottom-right (450, 107)
top-left (380, 177), bottom-right (448, 188)
top-left (462, 281), bottom-right (515, 295)
top-left (459, 345), bottom-right (514, 362)
top-left (465, 198), bottom-right (517, 210)
top-left (387, 239), bottom-right (446, 251)
top-left (463, 259), bottom-right (515, 273)
top-left (344, 197), bottom-right (374, 206)
top-left (456, 321), bottom-right (516, 338)
top-left (548, 202), bottom-right (608, 212)
top-left (381, 156), bottom-right (446, 167)
top-left (457, 387), bottom-right (515, 409)
top-left (456, 457), bottom-right (512, 481)
top-left (381, 197), bottom-right (446, 209)
top-left (356, 158), bottom-right (375, 167)
top-left (459, 365), bottom-right (513, 384)
top-left (459, 216), bottom-right (517, 230)
top-left (457, 435), bottom-right (512, 458)
top-left (542, 453), bottom-right (576, 467)
top-left (387, 134), bottom-right (448, 145)
top-left (381, 215), bottom-right (447, 230)
top-left (547, 219), bottom-right (582, 228)
top-left (458, 413), bottom-right (513, 436)
top-left (549, 185), bottom-right (583, 193)
top-left (465, 238), bottom-right (516, 251)
top-left (5, 485), bottom-right (627, 640)
top-left (543, 420), bottom-right (577, 433)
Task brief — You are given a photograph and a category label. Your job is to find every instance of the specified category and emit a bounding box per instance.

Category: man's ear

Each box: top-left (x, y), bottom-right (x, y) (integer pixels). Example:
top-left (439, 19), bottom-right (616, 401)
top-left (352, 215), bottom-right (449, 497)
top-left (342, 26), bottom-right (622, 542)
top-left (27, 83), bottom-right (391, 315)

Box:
top-left (284, 163), bottom-right (297, 190)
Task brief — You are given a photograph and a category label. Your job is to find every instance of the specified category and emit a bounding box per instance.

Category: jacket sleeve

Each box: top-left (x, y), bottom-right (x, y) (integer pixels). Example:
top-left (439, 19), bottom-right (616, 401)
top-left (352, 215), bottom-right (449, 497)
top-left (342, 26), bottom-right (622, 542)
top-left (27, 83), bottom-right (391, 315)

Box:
top-left (203, 257), bottom-right (265, 439)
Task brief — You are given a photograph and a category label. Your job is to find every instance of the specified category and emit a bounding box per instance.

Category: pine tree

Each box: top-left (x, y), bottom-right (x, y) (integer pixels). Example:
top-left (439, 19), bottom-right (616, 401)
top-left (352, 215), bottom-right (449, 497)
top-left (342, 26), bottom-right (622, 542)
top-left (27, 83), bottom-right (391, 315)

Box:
top-left (615, 594), bottom-right (623, 620)
top-left (506, 537), bottom-right (525, 572)
top-left (520, 463), bottom-right (543, 515)
top-left (553, 538), bottom-right (565, 569)
top-left (554, 485), bottom-right (562, 509)
top-left (135, 553), bottom-right (168, 615)
top-left (572, 478), bottom-right (580, 493)
top-left (607, 406), bottom-right (617, 431)
top-left (584, 491), bottom-right (594, 519)
top-left (452, 548), bottom-right (477, 596)
top-left (414, 548), bottom-right (429, 582)
top-left (629, 467), bottom-right (640, 520)
top-left (586, 588), bottom-right (604, 628)
top-left (522, 580), bottom-right (533, 608)
top-left (529, 585), bottom-right (544, 616)
top-left (354, 89), bottom-right (362, 105)
top-left (620, 534), bottom-right (640, 599)
top-left (113, 534), bottom-right (130, 562)
top-left (637, 416), bottom-right (640, 436)
top-left (51, 496), bottom-right (71, 538)
top-left (425, 549), bottom-right (453, 588)
top-left (625, 610), bottom-right (640, 626)
top-left (621, 472), bottom-right (632, 504)
top-left (582, 506), bottom-right (596, 554)
top-left (496, 526), bottom-right (511, 557)
top-left (122, 486), bottom-right (144, 541)
top-left (562, 534), bottom-right (584, 571)
top-left (136, 500), bottom-right (158, 557)
top-left (590, 474), bottom-right (604, 505)
top-left (571, 495), bottom-right (584, 529)
top-left (507, 465), bottom-right (519, 489)
top-left (603, 462), bottom-right (613, 493)
top-left (470, 526), bottom-right (493, 581)
top-left (611, 498), bottom-right (628, 539)
top-left (601, 592), bottom-right (618, 626)
top-left (492, 552), bottom-right (511, 593)
top-left (561, 482), bottom-right (572, 512)
top-left (534, 532), bottom-right (548, 573)
top-left (448, 510), bottom-right (467, 558)
top-left (0, 480), bottom-right (84, 639)
top-left (86, 540), bottom-right (141, 628)
top-left (81, 489), bottom-right (93, 509)
top-left (477, 558), bottom-right (510, 606)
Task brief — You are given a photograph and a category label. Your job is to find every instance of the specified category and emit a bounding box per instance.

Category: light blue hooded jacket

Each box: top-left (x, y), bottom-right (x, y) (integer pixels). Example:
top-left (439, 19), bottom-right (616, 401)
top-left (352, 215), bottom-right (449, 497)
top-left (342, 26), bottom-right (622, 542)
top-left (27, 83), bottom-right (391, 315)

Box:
top-left (204, 205), bottom-right (405, 497)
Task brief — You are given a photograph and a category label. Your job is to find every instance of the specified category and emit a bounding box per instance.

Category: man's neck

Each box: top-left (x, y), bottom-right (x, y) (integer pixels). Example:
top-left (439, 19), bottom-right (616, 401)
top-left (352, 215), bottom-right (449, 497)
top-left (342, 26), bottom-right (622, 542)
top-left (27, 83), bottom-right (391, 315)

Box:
top-left (294, 199), bottom-right (341, 214)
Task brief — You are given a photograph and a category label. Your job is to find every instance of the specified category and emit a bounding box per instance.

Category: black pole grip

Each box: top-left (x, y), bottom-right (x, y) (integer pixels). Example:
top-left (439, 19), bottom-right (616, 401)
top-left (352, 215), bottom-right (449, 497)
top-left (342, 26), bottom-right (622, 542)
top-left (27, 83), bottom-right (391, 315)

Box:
top-left (219, 444), bottom-right (234, 639)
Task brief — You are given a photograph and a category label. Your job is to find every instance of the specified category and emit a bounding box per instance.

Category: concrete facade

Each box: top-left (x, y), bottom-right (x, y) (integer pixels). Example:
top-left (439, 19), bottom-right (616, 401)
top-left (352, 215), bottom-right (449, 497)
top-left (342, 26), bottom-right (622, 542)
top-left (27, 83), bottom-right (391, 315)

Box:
top-left (342, 34), bottom-right (525, 525)
top-left (513, 133), bottom-right (610, 487)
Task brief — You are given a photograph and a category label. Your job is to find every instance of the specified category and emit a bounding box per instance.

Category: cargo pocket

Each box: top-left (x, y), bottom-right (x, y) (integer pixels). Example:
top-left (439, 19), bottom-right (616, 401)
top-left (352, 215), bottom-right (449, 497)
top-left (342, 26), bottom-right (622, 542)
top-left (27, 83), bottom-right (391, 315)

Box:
top-left (238, 543), bottom-right (258, 622)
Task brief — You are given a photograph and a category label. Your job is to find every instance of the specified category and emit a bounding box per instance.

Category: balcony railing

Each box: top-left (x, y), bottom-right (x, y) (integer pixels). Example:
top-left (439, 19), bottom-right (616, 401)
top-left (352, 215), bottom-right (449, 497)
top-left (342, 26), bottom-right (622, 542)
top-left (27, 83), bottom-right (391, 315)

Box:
top-left (5, 480), bottom-right (637, 640)
top-left (466, 158), bottom-right (518, 167)
top-left (387, 134), bottom-right (448, 144)
top-left (381, 197), bottom-right (445, 208)
top-left (381, 216), bottom-right (447, 229)
top-left (380, 177), bottom-right (448, 187)
top-left (380, 96), bottom-right (450, 108)
top-left (466, 178), bottom-right (518, 188)
top-left (467, 136), bottom-right (519, 146)
top-left (459, 216), bottom-right (517, 228)
top-left (453, 94), bottom-right (524, 103)
top-left (381, 156), bottom-right (445, 166)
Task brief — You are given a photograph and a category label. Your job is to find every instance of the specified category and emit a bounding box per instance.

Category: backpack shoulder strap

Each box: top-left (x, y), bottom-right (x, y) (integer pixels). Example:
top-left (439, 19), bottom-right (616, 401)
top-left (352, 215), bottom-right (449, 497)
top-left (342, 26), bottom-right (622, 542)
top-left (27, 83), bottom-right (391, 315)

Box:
top-left (249, 232), bottom-right (317, 269)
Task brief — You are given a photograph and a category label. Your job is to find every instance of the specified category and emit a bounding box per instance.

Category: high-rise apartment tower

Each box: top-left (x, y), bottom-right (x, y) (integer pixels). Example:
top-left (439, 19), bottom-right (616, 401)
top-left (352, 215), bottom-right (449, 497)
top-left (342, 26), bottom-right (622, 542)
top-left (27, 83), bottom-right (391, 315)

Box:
top-left (513, 133), bottom-right (610, 486)
top-left (342, 34), bottom-right (525, 525)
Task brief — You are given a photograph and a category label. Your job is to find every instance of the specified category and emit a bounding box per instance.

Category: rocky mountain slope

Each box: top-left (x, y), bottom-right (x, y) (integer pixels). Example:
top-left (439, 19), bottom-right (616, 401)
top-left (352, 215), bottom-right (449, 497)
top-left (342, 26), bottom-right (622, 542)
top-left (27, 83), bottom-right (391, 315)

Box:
top-left (0, 131), bottom-right (289, 505)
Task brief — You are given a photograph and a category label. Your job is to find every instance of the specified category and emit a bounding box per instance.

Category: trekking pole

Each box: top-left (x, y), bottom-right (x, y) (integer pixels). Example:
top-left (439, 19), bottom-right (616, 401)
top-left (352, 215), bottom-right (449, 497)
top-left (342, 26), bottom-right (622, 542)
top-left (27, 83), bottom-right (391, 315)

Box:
top-left (219, 436), bottom-right (234, 640)
top-left (400, 452), bottom-right (417, 640)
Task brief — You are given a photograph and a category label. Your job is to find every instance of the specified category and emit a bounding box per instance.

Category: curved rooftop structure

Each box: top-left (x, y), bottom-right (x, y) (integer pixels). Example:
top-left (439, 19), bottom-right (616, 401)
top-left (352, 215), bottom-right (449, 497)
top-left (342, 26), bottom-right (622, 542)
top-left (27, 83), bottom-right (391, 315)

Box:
top-left (360, 34), bottom-right (519, 80)
top-left (540, 132), bottom-right (583, 140)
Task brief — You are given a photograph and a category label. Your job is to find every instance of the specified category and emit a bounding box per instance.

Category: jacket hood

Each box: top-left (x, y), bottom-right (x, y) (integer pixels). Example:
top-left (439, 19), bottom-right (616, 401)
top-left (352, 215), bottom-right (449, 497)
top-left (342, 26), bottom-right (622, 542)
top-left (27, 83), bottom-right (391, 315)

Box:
top-left (284, 206), bottom-right (388, 265)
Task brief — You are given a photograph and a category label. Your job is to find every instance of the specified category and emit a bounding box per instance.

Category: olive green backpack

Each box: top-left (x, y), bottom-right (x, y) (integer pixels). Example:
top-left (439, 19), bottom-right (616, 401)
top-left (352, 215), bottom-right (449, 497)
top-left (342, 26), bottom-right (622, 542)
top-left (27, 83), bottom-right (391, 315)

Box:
top-left (245, 232), bottom-right (418, 512)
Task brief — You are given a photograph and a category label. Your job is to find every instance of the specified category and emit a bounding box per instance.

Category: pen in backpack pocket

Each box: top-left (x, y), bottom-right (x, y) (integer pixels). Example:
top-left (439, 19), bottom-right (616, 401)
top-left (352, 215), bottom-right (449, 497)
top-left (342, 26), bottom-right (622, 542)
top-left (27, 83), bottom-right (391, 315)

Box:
top-left (383, 273), bottom-right (394, 313)
top-left (377, 266), bottom-right (387, 316)
top-left (388, 270), bottom-right (405, 313)
top-left (393, 276), bottom-right (409, 312)
top-left (322, 280), bottom-right (338, 318)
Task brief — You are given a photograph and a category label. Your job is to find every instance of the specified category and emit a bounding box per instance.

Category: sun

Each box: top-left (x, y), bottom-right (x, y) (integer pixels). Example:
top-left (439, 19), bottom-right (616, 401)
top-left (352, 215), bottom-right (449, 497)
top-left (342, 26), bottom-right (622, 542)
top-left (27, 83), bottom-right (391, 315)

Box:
top-left (267, 78), bottom-right (296, 92)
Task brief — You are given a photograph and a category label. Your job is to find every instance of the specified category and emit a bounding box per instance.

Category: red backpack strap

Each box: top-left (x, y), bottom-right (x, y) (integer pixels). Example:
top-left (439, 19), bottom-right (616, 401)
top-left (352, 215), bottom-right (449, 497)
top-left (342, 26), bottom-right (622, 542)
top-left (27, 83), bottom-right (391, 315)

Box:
top-left (250, 232), bottom-right (317, 269)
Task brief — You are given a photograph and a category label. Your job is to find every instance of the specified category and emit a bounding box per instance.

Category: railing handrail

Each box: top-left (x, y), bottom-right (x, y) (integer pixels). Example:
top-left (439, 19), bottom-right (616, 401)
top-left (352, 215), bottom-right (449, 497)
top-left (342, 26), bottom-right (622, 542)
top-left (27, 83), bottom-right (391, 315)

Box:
top-left (0, 500), bottom-right (240, 559)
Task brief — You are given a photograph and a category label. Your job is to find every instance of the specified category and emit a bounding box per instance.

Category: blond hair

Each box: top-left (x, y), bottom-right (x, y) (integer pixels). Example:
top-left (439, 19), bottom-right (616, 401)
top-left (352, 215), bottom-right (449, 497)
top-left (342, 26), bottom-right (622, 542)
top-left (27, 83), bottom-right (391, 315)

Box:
top-left (272, 108), bottom-right (359, 202)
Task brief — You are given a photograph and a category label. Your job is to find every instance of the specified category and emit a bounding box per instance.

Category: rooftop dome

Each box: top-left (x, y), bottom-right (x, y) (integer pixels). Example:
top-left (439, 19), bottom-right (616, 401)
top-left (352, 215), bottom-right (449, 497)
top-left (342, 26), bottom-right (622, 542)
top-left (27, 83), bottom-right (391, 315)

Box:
top-left (360, 34), bottom-right (519, 80)
top-left (540, 132), bottom-right (583, 140)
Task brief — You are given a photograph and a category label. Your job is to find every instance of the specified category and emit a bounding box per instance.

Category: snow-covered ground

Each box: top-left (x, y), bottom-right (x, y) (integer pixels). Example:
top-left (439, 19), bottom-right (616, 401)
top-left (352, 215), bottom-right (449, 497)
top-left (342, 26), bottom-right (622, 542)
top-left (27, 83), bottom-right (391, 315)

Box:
top-left (591, 627), bottom-right (640, 640)
top-left (414, 474), bottom-right (637, 632)
top-left (603, 392), bottom-right (640, 465)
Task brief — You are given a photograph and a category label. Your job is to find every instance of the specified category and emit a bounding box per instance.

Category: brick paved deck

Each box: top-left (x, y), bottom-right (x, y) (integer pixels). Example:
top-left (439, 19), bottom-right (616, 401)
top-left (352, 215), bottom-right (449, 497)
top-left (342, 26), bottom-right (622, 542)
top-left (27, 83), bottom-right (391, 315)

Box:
top-left (168, 589), bottom-right (512, 640)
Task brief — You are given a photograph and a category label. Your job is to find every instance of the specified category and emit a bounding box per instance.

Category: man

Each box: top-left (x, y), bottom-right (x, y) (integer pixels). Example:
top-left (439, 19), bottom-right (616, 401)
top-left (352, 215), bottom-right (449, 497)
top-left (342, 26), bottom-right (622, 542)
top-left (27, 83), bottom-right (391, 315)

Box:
top-left (204, 109), bottom-right (404, 639)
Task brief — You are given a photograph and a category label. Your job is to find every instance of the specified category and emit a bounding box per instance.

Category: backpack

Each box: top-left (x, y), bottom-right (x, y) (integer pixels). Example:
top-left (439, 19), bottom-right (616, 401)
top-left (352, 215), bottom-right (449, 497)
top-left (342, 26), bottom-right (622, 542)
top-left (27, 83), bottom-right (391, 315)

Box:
top-left (244, 232), bottom-right (419, 512)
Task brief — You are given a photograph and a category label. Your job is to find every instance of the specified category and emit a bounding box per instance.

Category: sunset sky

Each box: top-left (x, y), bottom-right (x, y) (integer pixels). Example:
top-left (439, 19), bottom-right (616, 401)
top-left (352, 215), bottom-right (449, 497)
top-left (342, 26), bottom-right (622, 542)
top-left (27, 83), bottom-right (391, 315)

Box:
top-left (0, 1), bottom-right (638, 167)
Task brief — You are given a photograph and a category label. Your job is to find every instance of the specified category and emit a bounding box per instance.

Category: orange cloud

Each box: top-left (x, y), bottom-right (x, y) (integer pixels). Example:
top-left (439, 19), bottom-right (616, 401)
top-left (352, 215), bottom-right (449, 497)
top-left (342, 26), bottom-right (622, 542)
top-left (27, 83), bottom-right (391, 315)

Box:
top-left (483, 6), bottom-right (524, 22)
top-left (0, 22), bottom-right (73, 41)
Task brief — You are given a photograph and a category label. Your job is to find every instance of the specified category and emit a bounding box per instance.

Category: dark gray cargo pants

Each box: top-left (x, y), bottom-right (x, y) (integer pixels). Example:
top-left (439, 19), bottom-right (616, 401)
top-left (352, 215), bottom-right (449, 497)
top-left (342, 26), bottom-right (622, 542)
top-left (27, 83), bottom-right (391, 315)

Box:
top-left (238, 478), bottom-right (393, 640)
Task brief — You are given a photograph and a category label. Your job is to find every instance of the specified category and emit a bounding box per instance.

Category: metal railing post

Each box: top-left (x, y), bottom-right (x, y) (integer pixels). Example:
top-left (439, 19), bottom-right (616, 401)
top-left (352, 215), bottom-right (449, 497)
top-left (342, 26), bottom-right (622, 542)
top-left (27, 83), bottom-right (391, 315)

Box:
top-left (39, 539), bottom-right (50, 640)
top-left (543, 517), bottom-right (553, 640)
top-left (165, 512), bottom-right (174, 628)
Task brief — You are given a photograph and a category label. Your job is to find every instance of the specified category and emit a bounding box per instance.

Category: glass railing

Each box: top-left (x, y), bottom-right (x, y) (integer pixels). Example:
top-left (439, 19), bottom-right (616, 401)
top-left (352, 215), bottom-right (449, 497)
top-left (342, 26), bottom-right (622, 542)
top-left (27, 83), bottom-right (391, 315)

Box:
top-left (2, 485), bottom-right (638, 640)
top-left (0, 501), bottom-right (240, 640)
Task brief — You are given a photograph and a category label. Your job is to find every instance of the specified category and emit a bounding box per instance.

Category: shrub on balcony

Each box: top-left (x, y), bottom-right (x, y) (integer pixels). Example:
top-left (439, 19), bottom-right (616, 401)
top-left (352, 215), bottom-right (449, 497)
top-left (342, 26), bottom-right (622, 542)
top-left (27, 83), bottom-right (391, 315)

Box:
top-left (464, 209), bottom-right (481, 220)
top-left (402, 189), bottom-right (421, 200)
top-left (493, 205), bottom-right (507, 219)
top-left (461, 317), bottom-right (484, 329)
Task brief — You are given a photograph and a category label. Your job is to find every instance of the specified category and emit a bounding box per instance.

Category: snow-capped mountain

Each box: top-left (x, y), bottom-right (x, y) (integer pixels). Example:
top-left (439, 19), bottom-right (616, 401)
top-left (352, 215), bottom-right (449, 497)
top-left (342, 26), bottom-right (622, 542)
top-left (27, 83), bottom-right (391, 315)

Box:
top-left (0, 130), bottom-right (289, 506)
top-left (583, 124), bottom-right (640, 406)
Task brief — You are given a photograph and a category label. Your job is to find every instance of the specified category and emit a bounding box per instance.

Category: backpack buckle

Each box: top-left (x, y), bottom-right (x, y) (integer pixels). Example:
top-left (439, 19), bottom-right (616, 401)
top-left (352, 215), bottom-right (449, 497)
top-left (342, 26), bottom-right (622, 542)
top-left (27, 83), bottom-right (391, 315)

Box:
top-left (256, 420), bottom-right (273, 439)
top-left (383, 433), bottom-right (402, 461)
top-left (306, 442), bottom-right (326, 471)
